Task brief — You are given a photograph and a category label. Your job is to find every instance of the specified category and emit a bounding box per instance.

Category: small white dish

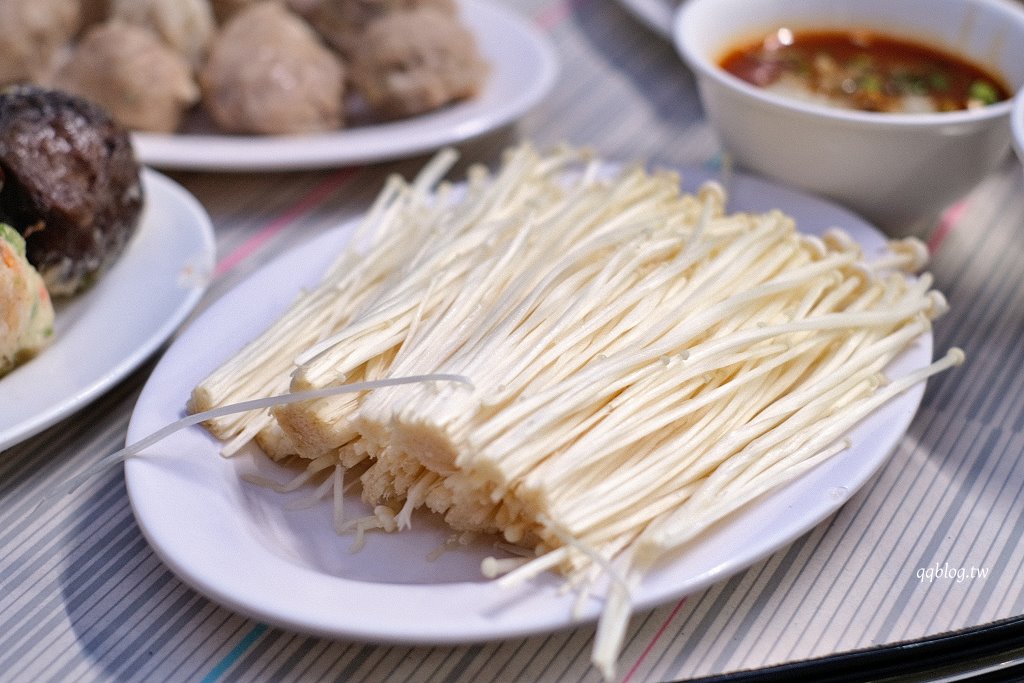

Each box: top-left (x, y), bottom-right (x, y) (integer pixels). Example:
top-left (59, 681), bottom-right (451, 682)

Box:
top-left (1012, 88), bottom-right (1024, 169)
top-left (675, 0), bottom-right (1024, 233)
top-left (0, 170), bottom-right (215, 451)
top-left (131, 0), bottom-right (558, 171)
top-left (125, 168), bottom-right (931, 645)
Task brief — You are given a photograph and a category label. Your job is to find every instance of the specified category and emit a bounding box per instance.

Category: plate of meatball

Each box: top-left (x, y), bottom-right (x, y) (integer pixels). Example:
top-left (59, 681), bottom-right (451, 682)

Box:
top-left (5, 0), bottom-right (559, 170)
top-left (0, 87), bottom-right (214, 450)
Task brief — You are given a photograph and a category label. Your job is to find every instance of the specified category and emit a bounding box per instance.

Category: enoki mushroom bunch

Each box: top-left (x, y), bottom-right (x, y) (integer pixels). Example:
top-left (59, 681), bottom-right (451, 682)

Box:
top-left (188, 143), bottom-right (961, 679)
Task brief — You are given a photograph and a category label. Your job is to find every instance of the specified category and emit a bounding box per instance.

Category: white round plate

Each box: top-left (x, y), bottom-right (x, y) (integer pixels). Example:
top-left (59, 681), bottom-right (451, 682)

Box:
top-left (125, 169), bottom-right (931, 644)
top-left (131, 0), bottom-right (558, 171)
top-left (617, 0), bottom-right (676, 38)
top-left (0, 170), bottom-right (215, 451)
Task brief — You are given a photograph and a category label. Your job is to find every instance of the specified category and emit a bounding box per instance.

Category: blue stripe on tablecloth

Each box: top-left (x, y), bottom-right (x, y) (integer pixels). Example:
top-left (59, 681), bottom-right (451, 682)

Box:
top-left (201, 623), bottom-right (268, 683)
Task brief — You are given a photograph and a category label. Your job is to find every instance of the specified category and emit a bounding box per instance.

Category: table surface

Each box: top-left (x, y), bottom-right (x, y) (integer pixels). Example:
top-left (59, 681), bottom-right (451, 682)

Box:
top-left (4, 1), bottom-right (1024, 682)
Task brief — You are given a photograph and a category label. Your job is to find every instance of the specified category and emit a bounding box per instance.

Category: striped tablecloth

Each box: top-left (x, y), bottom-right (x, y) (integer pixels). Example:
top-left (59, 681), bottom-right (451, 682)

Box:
top-left (4, 1), bottom-right (1024, 681)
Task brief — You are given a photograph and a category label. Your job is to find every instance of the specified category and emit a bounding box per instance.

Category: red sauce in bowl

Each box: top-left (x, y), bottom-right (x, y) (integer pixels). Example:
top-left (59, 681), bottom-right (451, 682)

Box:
top-left (719, 29), bottom-right (1011, 113)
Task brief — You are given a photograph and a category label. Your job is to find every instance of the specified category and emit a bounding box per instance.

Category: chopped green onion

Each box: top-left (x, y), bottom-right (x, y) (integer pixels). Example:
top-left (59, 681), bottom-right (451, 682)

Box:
top-left (968, 80), bottom-right (999, 105)
top-left (928, 72), bottom-right (950, 92)
top-left (850, 53), bottom-right (874, 70)
top-left (858, 73), bottom-right (883, 94)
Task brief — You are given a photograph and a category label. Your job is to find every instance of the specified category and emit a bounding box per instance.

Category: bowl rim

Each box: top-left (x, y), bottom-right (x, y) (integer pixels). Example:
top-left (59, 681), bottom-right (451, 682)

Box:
top-left (674, 0), bottom-right (1024, 129)
top-left (1012, 89), bottom-right (1024, 161)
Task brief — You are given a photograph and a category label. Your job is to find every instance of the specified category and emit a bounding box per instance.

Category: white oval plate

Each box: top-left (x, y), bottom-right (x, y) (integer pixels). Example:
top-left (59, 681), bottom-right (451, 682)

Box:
top-left (131, 0), bottom-right (558, 171)
top-left (0, 170), bottom-right (215, 451)
top-left (125, 169), bottom-right (931, 644)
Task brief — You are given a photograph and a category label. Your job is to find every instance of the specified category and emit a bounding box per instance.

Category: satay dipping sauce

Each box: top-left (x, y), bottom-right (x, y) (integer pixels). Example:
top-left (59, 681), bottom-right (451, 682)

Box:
top-left (719, 29), bottom-right (1011, 113)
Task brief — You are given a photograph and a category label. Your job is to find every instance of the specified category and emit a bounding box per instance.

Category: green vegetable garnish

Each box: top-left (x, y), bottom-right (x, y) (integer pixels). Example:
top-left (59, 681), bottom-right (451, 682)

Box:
top-left (892, 72), bottom-right (925, 95)
top-left (858, 73), bottom-right (883, 94)
top-left (0, 223), bottom-right (26, 258)
top-left (850, 54), bottom-right (874, 70)
top-left (968, 80), bottom-right (999, 105)
top-left (928, 72), bottom-right (950, 92)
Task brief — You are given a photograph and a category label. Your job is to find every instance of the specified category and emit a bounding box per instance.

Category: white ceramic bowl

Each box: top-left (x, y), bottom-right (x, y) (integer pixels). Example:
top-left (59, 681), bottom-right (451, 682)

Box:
top-left (674, 0), bottom-right (1024, 233)
top-left (1012, 88), bottom-right (1024, 168)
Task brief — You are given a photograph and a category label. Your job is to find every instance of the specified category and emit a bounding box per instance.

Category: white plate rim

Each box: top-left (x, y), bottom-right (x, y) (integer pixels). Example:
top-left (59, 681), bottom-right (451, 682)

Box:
top-left (124, 167), bottom-right (931, 644)
top-left (131, 0), bottom-right (559, 171)
top-left (0, 169), bottom-right (215, 451)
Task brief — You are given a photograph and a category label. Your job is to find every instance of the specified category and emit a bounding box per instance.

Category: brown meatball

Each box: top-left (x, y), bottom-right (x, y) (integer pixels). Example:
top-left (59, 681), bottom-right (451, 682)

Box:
top-left (307, 0), bottom-right (456, 58)
top-left (109, 0), bottom-right (217, 68)
top-left (0, 87), bottom-right (144, 296)
top-left (79, 0), bottom-right (111, 33)
top-left (348, 8), bottom-right (488, 119)
top-left (54, 21), bottom-right (200, 134)
top-left (211, 0), bottom-right (316, 23)
top-left (200, 2), bottom-right (345, 135)
top-left (210, 0), bottom-right (257, 23)
top-left (0, 0), bottom-right (81, 87)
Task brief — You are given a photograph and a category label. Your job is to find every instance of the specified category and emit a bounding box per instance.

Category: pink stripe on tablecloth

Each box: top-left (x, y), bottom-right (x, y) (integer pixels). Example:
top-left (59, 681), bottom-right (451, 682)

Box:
top-left (534, 0), bottom-right (587, 31)
top-left (214, 167), bottom-right (359, 278)
top-left (926, 200), bottom-right (968, 255)
top-left (620, 598), bottom-right (687, 683)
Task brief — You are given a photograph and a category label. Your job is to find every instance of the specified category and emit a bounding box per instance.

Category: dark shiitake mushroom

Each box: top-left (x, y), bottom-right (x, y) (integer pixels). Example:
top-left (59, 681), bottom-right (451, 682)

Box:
top-left (0, 86), bottom-right (143, 296)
